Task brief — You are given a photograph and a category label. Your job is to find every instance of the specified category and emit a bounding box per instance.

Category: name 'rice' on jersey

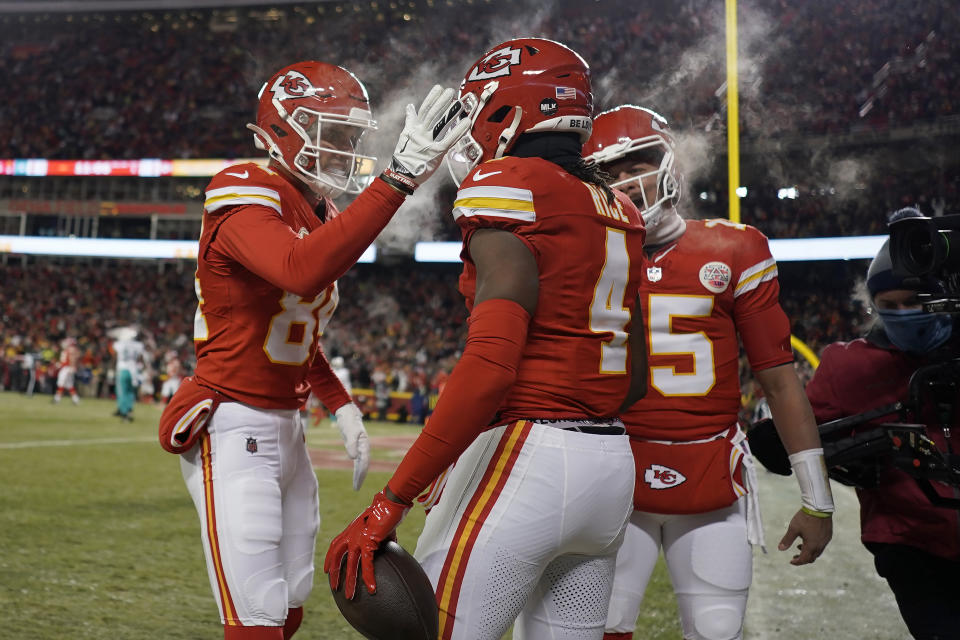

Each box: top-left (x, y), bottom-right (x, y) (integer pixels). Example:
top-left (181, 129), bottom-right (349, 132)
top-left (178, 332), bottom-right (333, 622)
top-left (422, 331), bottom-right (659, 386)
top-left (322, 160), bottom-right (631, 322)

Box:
top-left (193, 162), bottom-right (339, 409)
top-left (626, 219), bottom-right (794, 440)
top-left (455, 156), bottom-right (646, 420)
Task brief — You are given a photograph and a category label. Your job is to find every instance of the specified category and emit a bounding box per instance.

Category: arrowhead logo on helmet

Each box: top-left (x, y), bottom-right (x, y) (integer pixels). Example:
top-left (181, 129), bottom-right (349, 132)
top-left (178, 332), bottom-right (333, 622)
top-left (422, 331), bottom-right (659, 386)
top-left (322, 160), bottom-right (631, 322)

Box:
top-left (270, 70), bottom-right (314, 101)
top-left (467, 46), bottom-right (523, 82)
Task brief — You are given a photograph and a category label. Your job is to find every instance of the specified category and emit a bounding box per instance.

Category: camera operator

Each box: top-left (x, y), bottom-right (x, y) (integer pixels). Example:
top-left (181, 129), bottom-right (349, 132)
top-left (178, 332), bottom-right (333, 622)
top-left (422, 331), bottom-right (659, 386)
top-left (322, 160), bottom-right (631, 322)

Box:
top-left (805, 211), bottom-right (960, 639)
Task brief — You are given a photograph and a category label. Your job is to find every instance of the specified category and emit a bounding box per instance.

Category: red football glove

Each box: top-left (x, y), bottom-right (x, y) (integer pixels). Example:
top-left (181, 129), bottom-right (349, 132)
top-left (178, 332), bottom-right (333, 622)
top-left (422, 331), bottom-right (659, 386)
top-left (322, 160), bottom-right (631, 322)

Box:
top-left (324, 490), bottom-right (410, 599)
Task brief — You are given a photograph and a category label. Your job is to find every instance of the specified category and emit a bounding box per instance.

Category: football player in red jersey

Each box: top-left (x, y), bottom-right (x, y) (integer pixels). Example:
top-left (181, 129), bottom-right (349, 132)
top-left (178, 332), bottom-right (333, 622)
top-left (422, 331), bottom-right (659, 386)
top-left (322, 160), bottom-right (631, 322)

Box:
top-left (53, 337), bottom-right (80, 405)
top-left (326, 39), bottom-right (648, 640)
top-left (160, 61), bottom-right (468, 640)
top-left (583, 106), bottom-right (834, 640)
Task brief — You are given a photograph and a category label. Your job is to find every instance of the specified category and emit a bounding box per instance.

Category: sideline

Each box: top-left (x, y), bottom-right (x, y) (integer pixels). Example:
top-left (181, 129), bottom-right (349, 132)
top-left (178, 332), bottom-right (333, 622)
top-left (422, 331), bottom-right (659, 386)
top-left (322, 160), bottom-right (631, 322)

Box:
top-left (0, 436), bottom-right (156, 449)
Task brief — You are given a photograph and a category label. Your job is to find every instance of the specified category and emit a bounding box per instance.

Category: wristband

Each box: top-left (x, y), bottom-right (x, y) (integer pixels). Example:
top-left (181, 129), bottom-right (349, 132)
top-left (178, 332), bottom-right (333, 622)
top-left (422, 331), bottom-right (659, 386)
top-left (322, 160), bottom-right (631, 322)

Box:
top-left (380, 168), bottom-right (416, 195)
top-left (789, 448), bottom-right (835, 514)
top-left (801, 506), bottom-right (833, 519)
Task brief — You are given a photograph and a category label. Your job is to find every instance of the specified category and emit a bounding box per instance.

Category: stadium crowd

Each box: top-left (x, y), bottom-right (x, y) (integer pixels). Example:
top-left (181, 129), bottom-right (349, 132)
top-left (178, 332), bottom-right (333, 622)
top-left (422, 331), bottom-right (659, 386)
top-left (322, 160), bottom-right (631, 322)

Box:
top-left (1, 0), bottom-right (957, 160)
top-left (1, 256), bottom-right (868, 423)
top-left (0, 260), bottom-right (195, 403)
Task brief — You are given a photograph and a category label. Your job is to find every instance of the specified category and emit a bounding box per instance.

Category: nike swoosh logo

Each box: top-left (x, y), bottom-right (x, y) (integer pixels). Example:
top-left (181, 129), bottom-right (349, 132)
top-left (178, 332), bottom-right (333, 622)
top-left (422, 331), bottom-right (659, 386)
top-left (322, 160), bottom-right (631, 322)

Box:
top-left (472, 169), bottom-right (502, 181)
top-left (226, 170), bottom-right (249, 179)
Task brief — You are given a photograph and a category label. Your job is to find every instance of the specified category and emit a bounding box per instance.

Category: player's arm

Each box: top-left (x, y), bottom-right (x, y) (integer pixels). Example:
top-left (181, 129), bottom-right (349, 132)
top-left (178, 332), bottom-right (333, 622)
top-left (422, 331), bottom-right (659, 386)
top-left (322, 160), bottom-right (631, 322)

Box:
top-left (211, 85), bottom-right (471, 298)
top-left (212, 179), bottom-right (405, 297)
top-left (325, 228), bottom-right (537, 598)
top-left (386, 228), bottom-right (537, 500)
top-left (755, 364), bottom-right (822, 452)
top-left (307, 348), bottom-right (370, 490)
top-left (735, 229), bottom-right (833, 564)
top-left (742, 302), bottom-right (834, 565)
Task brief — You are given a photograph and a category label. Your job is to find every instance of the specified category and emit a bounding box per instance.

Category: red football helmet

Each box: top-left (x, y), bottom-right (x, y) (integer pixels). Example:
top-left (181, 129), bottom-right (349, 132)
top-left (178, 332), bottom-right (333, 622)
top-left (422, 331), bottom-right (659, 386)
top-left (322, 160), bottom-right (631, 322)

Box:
top-left (247, 61), bottom-right (378, 197)
top-left (583, 105), bottom-right (681, 223)
top-left (447, 38), bottom-right (593, 185)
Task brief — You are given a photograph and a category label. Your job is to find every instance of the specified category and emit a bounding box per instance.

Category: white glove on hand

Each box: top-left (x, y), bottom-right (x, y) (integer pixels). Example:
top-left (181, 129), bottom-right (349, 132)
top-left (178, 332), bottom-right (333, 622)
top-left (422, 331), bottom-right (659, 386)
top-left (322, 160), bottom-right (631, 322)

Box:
top-left (335, 403), bottom-right (370, 491)
top-left (382, 85), bottom-right (472, 194)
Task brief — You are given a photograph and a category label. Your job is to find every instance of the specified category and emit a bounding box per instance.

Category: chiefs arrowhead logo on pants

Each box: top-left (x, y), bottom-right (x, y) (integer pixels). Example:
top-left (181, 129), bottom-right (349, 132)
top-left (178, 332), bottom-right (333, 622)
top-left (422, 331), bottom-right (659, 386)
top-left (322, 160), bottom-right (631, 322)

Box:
top-left (644, 464), bottom-right (687, 489)
top-left (631, 431), bottom-right (746, 514)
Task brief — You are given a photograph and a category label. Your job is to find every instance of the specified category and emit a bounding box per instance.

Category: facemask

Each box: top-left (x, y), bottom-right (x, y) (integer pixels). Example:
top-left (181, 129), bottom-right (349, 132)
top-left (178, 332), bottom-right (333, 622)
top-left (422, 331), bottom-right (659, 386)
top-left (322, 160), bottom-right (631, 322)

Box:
top-left (877, 308), bottom-right (953, 354)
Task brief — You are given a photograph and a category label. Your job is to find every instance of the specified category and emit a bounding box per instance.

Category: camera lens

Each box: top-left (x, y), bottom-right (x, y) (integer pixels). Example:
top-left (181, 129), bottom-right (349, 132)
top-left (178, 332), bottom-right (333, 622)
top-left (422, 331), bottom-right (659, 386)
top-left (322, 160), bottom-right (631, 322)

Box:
top-left (906, 227), bottom-right (936, 273)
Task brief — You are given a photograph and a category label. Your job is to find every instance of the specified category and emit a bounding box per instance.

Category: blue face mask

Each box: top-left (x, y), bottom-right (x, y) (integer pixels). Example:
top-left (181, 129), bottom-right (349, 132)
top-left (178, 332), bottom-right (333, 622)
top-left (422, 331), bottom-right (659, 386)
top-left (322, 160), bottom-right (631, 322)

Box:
top-left (877, 308), bottom-right (953, 353)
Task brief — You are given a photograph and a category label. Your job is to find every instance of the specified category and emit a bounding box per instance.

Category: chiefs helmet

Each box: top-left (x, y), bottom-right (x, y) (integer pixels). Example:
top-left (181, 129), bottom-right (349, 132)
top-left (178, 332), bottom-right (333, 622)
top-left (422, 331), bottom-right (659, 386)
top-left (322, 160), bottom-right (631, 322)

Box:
top-left (247, 61), bottom-right (378, 197)
top-left (447, 38), bottom-right (593, 185)
top-left (583, 105), bottom-right (681, 224)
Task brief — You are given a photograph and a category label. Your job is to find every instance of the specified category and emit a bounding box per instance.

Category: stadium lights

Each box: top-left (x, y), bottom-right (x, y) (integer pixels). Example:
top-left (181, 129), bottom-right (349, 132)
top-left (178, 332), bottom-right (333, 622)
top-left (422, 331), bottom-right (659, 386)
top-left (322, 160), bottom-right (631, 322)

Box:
top-left (0, 235), bottom-right (377, 262)
top-left (414, 236), bottom-right (888, 263)
top-left (777, 187), bottom-right (799, 200)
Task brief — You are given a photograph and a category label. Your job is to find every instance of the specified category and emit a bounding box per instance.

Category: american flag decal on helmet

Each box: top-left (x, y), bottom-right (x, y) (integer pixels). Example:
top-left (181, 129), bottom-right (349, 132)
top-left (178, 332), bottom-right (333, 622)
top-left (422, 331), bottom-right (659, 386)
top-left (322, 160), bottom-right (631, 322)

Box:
top-left (555, 86), bottom-right (577, 100)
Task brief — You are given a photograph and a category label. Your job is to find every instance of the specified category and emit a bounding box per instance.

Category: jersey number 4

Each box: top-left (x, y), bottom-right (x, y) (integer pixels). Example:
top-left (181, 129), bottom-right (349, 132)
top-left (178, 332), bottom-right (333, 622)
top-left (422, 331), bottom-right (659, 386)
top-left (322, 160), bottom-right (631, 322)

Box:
top-left (589, 228), bottom-right (632, 374)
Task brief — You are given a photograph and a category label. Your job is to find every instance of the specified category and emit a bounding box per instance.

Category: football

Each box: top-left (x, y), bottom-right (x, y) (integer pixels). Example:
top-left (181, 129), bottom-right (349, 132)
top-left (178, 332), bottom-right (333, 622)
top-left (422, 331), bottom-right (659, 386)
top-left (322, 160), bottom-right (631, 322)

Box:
top-left (331, 540), bottom-right (439, 640)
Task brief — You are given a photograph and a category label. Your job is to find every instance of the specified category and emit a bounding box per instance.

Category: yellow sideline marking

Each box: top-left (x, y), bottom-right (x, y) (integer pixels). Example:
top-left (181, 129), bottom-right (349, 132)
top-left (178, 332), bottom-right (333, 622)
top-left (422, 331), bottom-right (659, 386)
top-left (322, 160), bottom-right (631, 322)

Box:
top-left (0, 436), bottom-right (155, 449)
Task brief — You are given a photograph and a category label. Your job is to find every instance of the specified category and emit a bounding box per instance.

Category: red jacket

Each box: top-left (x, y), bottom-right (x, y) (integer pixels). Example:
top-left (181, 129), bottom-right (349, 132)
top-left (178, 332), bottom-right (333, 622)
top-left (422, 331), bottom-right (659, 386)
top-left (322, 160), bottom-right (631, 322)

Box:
top-left (806, 336), bottom-right (960, 560)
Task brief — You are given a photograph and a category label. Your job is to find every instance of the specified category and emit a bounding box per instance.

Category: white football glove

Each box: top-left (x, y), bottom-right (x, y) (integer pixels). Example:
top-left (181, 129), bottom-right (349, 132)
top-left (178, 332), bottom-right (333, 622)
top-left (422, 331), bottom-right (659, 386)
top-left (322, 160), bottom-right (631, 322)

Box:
top-left (335, 403), bottom-right (370, 491)
top-left (382, 85), bottom-right (472, 194)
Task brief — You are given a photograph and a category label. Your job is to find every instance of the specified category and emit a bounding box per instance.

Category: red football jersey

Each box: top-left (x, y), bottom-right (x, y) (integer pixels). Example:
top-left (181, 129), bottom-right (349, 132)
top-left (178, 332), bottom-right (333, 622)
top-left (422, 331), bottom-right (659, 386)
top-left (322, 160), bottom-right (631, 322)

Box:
top-left (455, 156), bottom-right (646, 420)
top-left (59, 345), bottom-right (79, 368)
top-left (193, 163), bottom-right (340, 409)
top-left (624, 219), bottom-right (793, 440)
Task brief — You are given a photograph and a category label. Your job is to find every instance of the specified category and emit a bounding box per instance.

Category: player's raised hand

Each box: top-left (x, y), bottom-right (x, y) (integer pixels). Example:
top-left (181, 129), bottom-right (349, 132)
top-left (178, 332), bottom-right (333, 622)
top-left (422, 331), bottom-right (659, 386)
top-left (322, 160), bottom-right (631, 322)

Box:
top-left (381, 85), bottom-right (472, 194)
top-left (325, 490), bottom-right (410, 599)
top-left (778, 508), bottom-right (832, 565)
top-left (334, 403), bottom-right (370, 491)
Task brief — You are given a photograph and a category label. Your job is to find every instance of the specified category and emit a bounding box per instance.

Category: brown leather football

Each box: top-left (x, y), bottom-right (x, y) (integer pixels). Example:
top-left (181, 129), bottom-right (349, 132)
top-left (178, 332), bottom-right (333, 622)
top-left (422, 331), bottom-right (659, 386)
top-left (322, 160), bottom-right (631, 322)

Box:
top-left (331, 540), bottom-right (439, 640)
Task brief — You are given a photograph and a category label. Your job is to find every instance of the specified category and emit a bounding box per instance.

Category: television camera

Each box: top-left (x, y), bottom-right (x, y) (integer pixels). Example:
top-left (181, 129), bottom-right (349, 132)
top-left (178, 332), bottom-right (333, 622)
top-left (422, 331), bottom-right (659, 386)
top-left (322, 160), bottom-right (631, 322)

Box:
top-left (889, 213), bottom-right (960, 312)
top-left (748, 213), bottom-right (960, 509)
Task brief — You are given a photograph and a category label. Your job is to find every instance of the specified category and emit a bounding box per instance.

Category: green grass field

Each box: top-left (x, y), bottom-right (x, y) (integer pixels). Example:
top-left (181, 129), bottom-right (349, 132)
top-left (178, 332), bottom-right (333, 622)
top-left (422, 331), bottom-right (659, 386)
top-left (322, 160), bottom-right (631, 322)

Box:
top-left (0, 393), bottom-right (680, 639)
top-left (0, 392), bottom-right (909, 639)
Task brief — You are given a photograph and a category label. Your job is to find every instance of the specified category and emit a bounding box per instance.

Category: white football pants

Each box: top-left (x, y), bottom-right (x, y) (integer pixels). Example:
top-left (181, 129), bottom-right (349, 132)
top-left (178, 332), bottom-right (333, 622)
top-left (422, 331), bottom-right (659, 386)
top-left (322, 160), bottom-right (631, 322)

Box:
top-left (180, 401), bottom-right (319, 627)
top-left (605, 500), bottom-right (752, 640)
top-left (415, 420), bottom-right (635, 640)
top-left (56, 365), bottom-right (76, 390)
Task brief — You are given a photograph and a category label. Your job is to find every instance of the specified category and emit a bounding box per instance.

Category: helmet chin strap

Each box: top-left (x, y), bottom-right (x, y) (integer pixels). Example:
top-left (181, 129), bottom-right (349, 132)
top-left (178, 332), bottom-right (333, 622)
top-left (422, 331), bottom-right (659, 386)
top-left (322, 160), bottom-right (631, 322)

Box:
top-left (494, 106), bottom-right (523, 159)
